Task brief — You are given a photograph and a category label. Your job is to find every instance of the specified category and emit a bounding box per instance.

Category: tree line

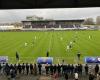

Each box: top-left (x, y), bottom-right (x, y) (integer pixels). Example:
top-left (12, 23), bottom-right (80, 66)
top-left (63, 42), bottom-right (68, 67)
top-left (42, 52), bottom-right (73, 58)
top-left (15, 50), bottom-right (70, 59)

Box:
top-left (83, 16), bottom-right (100, 25)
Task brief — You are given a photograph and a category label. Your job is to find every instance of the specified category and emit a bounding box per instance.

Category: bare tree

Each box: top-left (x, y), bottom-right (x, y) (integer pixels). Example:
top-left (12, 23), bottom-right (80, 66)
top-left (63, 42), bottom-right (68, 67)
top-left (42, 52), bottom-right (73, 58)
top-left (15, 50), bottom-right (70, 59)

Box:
top-left (83, 18), bottom-right (95, 25)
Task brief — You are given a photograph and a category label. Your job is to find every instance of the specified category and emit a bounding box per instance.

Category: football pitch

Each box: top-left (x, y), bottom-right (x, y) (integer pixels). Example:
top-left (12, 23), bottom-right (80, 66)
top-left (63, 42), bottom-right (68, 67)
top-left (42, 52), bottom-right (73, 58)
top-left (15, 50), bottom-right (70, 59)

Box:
top-left (0, 30), bottom-right (100, 64)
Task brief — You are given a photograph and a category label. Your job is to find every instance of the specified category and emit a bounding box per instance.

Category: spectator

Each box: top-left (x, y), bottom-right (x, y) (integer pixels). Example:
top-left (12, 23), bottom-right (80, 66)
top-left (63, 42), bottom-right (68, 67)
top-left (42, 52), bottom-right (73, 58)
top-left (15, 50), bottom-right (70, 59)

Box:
top-left (65, 64), bottom-right (68, 73)
top-left (70, 64), bottom-right (74, 75)
top-left (89, 72), bottom-right (95, 80)
top-left (57, 64), bottom-right (61, 76)
top-left (74, 72), bottom-right (79, 80)
top-left (96, 72), bottom-right (100, 80)
top-left (95, 64), bottom-right (99, 75)
top-left (38, 63), bottom-right (42, 75)
top-left (50, 64), bottom-right (53, 75)
top-left (22, 63), bottom-right (25, 74)
top-left (17, 63), bottom-right (22, 74)
top-left (2, 63), bottom-right (5, 74)
top-left (77, 64), bottom-right (80, 74)
top-left (67, 64), bottom-right (71, 74)
top-left (74, 65), bottom-right (78, 73)
top-left (4, 63), bottom-right (10, 79)
top-left (61, 64), bottom-right (65, 74)
top-left (14, 64), bottom-right (17, 75)
top-left (30, 63), bottom-right (33, 74)
top-left (33, 63), bottom-right (37, 75)
top-left (64, 72), bottom-right (68, 80)
top-left (85, 64), bottom-right (88, 75)
top-left (10, 69), bottom-right (16, 80)
top-left (45, 64), bottom-right (49, 75)
top-left (26, 63), bottom-right (29, 75)
top-left (53, 64), bottom-right (57, 74)
top-left (53, 72), bottom-right (59, 79)
top-left (10, 64), bottom-right (14, 70)
top-left (79, 64), bottom-right (82, 75)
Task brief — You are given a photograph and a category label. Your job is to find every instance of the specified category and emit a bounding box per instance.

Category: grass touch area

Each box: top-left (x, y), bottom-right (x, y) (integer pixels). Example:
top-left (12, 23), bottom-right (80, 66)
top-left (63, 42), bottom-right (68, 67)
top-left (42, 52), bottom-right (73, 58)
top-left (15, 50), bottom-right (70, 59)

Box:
top-left (0, 30), bottom-right (100, 64)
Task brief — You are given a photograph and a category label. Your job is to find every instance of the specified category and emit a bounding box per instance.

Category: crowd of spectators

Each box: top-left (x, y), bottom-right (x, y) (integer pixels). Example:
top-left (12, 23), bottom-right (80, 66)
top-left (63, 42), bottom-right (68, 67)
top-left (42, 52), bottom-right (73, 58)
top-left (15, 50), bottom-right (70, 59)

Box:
top-left (30, 23), bottom-right (80, 29)
top-left (0, 63), bottom-right (100, 80)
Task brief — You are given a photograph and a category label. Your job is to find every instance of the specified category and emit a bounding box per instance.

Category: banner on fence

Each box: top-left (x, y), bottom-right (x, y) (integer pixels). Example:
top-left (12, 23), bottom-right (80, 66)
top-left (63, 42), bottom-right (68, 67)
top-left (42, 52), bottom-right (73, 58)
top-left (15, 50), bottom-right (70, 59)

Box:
top-left (37, 57), bottom-right (53, 64)
top-left (85, 57), bottom-right (100, 63)
top-left (0, 56), bottom-right (8, 63)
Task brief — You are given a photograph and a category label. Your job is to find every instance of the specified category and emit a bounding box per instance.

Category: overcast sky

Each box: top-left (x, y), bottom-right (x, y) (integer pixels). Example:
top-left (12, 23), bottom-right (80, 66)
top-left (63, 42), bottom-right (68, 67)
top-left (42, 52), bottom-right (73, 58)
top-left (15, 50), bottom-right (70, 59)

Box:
top-left (0, 7), bottom-right (100, 23)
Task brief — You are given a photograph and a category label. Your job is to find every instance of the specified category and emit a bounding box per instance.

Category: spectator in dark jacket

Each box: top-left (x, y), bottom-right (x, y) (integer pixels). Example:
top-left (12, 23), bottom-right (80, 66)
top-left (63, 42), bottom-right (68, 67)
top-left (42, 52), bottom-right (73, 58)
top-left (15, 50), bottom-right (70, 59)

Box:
top-left (17, 63), bottom-right (22, 74)
top-left (4, 63), bottom-right (10, 76)
top-left (85, 64), bottom-right (88, 75)
top-left (96, 72), bottom-right (100, 80)
top-left (53, 64), bottom-right (57, 74)
top-left (57, 64), bottom-right (61, 76)
top-left (10, 64), bottom-right (14, 70)
top-left (14, 64), bottom-right (17, 75)
top-left (33, 63), bottom-right (37, 75)
top-left (65, 65), bottom-right (68, 73)
top-left (74, 65), bottom-right (78, 73)
top-left (61, 64), bottom-right (65, 74)
top-left (95, 64), bottom-right (99, 75)
top-left (50, 64), bottom-right (53, 75)
top-left (2, 63), bottom-right (5, 73)
top-left (79, 64), bottom-right (82, 75)
top-left (4, 63), bottom-right (10, 80)
top-left (45, 64), bottom-right (49, 75)
top-left (77, 64), bottom-right (80, 74)
top-left (10, 69), bottom-right (16, 80)
top-left (67, 64), bottom-right (71, 74)
top-left (89, 72), bottom-right (95, 80)
top-left (70, 64), bottom-right (74, 75)
top-left (22, 63), bottom-right (25, 74)
top-left (26, 63), bottom-right (29, 75)
top-left (30, 63), bottom-right (33, 74)
top-left (38, 63), bottom-right (42, 75)
top-left (64, 72), bottom-right (68, 80)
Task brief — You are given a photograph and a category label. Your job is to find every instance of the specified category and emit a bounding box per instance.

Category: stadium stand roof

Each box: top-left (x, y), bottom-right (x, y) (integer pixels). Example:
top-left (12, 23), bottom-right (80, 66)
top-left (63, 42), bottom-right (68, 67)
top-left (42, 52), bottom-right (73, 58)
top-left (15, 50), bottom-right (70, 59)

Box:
top-left (22, 19), bottom-right (84, 22)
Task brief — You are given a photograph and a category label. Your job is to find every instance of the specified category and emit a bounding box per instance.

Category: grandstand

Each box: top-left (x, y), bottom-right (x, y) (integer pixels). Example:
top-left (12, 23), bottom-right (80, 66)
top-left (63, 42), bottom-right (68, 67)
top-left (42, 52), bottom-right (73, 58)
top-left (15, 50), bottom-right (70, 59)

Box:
top-left (22, 19), bottom-right (85, 30)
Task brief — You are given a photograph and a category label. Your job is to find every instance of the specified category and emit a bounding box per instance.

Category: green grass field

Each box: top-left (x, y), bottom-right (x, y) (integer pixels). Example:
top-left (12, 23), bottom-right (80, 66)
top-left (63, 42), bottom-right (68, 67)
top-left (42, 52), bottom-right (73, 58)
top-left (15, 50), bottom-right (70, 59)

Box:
top-left (0, 30), bottom-right (100, 64)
